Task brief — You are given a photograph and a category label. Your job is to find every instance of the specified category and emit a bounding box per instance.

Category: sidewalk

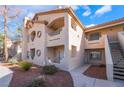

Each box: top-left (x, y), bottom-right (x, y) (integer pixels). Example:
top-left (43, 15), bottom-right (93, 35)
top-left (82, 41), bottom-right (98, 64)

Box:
top-left (0, 66), bottom-right (13, 87)
top-left (70, 64), bottom-right (124, 87)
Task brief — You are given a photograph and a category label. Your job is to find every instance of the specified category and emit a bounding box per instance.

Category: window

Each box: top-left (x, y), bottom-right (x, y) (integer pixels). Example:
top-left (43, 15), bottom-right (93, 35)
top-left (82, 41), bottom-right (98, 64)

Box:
top-left (72, 24), bottom-right (77, 31)
top-left (71, 18), bottom-right (77, 31)
top-left (71, 46), bottom-right (77, 57)
top-left (30, 48), bottom-right (35, 59)
top-left (34, 16), bottom-right (38, 21)
top-left (37, 31), bottom-right (42, 38)
top-left (89, 51), bottom-right (101, 61)
top-left (36, 49), bottom-right (41, 56)
top-left (27, 51), bottom-right (29, 59)
top-left (31, 31), bottom-right (36, 41)
top-left (89, 32), bottom-right (100, 40)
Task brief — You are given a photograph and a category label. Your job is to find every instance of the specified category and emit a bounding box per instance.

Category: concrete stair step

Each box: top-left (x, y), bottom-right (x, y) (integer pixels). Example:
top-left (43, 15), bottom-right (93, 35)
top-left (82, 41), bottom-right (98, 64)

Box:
top-left (114, 71), bottom-right (124, 75)
top-left (112, 50), bottom-right (121, 51)
top-left (114, 62), bottom-right (124, 64)
top-left (112, 56), bottom-right (122, 57)
top-left (114, 75), bottom-right (124, 80)
top-left (112, 56), bottom-right (122, 58)
top-left (112, 53), bottom-right (122, 54)
top-left (113, 59), bottom-right (123, 62)
top-left (112, 51), bottom-right (121, 55)
top-left (117, 61), bottom-right (124, 63)
top-left (119, 58), bottom-right (124, 60)
top-left (114, 65), bottom-right (124, 69)
top-left (112, 52), bottom-right (121, 53)
top-left (114, 68), bottom-right (124, 72)
top-left (112, 53), bottom-right (121, 54)
top-left (118, 62), bottom-right (124, 65)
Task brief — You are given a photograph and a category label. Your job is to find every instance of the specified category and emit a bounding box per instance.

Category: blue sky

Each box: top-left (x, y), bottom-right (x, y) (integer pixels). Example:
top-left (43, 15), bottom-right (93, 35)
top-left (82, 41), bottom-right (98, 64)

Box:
top-left (0, 5), bottom-right (124, 39)
top-left (74, 5), bottom-right (124, 27)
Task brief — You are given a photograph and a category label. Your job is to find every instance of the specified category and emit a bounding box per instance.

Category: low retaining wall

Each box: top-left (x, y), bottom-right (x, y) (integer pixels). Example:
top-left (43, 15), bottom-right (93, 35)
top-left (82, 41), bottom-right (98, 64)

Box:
top-left (104, 35), bottom-right (113, 81)
top-left (0, 66), bottom-right (13, 87)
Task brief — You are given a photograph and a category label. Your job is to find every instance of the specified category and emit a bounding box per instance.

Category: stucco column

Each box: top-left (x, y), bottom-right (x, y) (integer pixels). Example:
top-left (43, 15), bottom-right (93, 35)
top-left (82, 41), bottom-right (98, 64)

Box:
top-left (22, 27), bottom-right (27, 60)
top-left (64, 14), bottom-right (71, 70)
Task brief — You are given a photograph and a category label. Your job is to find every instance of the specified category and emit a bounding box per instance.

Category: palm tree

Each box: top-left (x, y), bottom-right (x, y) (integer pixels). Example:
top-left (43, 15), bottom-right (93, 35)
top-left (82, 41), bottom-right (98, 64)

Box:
top-left (0, 5), bottom-right (21, 62)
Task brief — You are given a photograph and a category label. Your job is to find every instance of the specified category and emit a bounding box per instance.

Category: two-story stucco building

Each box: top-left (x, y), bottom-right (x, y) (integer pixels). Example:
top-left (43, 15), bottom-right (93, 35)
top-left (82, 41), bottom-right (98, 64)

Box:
top-left (22, 7), bottom-right (124, 81)
top-left (22, 8), bottom-right (85, 71)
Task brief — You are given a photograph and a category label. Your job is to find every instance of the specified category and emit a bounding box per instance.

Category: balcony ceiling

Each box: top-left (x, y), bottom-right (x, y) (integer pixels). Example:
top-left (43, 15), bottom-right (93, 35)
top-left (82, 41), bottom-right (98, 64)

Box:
top-left (48, 17), bottom-right (64, 30)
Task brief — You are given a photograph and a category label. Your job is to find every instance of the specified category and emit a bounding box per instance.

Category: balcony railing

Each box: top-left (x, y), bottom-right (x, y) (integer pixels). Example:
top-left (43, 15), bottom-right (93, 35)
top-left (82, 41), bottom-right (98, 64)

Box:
top-left (85, 36), bottom-right (105, 49)
top-left (48, 28), bottom-right (62, 36)
top-left (47, 27), bottom-right (64, 46)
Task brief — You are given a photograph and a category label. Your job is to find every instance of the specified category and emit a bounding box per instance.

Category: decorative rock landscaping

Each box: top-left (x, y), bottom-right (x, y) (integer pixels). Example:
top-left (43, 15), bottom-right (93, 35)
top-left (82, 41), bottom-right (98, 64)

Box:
top-left (0, 63), bottom-right (73, 87)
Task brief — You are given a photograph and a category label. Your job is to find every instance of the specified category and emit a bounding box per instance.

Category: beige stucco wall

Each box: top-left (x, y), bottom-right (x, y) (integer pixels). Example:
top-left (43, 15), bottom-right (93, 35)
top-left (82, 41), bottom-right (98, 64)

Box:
top-left (22, 12), bottom-right (85, 71)
top-left (85, 36), bottom-right (105, 49)
top-left (86, 24), bottom-right (124, 43)
top-left (46, 27), bottom-right (65, 47)
top-left (38, 13), bottom-right (66, 25)
top-left (85, 49), bottom-right (105, 65)
top-left (22, 23), bottom-right (47, 66)
top-left (22, 28), bottom-right (28, 60)
top-left (66, 15), bottom-right (85, 70)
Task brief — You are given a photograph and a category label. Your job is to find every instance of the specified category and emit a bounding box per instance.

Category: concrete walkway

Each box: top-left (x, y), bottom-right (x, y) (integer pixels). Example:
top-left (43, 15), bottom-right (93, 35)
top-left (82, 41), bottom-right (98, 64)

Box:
top-left (70, 64), bottom-right (124, 87)
top-left (0, 66), bottom-right (13, 87)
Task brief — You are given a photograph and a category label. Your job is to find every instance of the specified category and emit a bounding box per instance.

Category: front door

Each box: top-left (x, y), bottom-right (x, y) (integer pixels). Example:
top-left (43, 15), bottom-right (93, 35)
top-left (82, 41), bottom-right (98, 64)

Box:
top-left (55, 47), bottom-right (64, 63)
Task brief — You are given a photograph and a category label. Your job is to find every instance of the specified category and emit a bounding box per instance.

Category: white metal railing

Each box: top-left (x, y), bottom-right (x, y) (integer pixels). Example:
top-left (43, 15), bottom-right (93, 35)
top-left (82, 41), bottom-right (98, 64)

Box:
top-left (104, 35), bottom-right (113, 81)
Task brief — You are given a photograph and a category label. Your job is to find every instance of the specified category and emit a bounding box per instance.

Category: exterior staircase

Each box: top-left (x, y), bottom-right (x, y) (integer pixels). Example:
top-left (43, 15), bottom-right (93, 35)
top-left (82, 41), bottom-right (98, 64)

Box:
top-left (110, 42), bottom-right (124, 80)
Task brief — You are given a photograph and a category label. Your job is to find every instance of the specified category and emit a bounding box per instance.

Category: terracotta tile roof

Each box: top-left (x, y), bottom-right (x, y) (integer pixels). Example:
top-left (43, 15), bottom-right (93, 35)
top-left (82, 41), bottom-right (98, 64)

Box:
top-left (85, 17), bottom-right (124, 32)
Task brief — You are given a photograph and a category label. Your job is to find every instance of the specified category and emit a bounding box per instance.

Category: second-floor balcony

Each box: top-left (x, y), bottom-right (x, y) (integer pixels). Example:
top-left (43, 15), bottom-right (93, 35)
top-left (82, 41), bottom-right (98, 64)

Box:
top-left (85, 35), bottom-right (105, 49)
top-left (46, 27), bottom-right (65, 47)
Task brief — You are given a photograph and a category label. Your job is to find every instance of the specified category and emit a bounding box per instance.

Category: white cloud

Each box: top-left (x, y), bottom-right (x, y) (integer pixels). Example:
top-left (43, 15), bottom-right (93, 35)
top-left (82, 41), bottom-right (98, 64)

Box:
top-left (95, 5), bottom-right (112, 17)
top-left (82, 6), bottom-right (91, 16)
top-left (86, 24), bottom-right (96, 28)
top-left (27, 12), bottom-right (35, 19)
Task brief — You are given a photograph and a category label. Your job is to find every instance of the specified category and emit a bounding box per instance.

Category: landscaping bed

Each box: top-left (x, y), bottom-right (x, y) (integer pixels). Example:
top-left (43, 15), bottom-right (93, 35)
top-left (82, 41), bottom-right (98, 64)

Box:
top-left (0, 63), bottom-right (73, 87)
top-left (83, 65), bottom-right (107, 80)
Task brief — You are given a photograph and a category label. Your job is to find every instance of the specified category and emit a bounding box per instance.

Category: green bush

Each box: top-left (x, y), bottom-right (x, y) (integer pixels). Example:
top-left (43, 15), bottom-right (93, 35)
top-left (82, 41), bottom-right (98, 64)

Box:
top-left (19, 61), bottom-right (32, 71)
top-left (28, 78), bottom-right (45, 87)
top-left (8, 58), bottom-right (18, 64)
top-left (43, 65), bottom-right (58, 75)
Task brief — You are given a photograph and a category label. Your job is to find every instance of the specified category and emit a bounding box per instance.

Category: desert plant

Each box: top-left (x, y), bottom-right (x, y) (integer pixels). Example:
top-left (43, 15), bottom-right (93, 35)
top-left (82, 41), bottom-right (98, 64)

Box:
top-left (19, 61), bottom-right (32, 71)
top-left (8, 58), bottom-right (19, 64)
top-left (43, 65), bottom-right (58, 75)
top-left (28, 78), bottom-right (45, 87)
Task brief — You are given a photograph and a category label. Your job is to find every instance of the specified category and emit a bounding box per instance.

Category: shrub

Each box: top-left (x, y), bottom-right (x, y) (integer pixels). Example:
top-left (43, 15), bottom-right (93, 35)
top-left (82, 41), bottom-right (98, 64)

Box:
top-left (43, 65), bottom-right (58, 75)
top-left (19, 61), bottom-right (32, 71)
top-left (28, 78), bottom-right (45, 87)
top-left (8, 58), bottom-right (18, 64)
